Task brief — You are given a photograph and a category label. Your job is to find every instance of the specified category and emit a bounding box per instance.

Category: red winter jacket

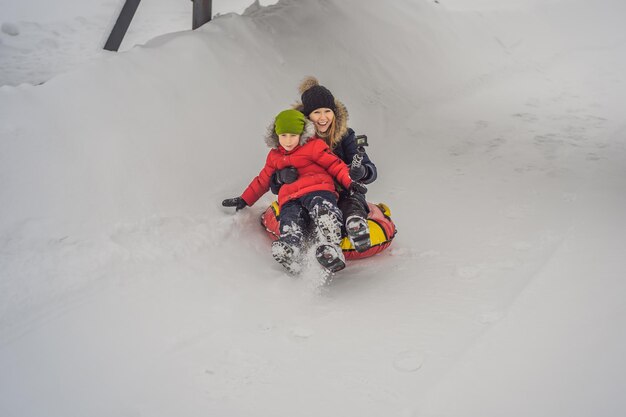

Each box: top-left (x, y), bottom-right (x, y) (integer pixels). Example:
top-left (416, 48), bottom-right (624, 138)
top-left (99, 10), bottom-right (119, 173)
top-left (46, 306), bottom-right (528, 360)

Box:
top-left (241, 127), bottom-right (352, 208)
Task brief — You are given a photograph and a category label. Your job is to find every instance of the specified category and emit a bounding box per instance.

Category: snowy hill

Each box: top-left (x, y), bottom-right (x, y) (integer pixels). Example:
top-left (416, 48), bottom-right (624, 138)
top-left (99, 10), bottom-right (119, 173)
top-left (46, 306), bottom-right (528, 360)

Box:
top-left (1, 0), bottom-right (626, 416)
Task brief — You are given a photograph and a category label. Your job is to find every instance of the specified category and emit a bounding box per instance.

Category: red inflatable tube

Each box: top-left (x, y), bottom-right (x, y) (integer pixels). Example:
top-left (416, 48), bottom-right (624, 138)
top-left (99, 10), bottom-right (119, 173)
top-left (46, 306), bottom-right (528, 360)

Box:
top-left (260, 201), bottom-right (397, 260)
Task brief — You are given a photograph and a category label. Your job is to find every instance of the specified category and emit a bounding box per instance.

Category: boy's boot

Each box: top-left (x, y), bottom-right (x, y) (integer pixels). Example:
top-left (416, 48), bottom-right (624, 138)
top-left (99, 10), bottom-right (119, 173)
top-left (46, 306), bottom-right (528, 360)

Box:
top-left (271, 240), bottom-right (302, 275)
top-left (315, 244), bottom-right (346, 274)
top-left (345, 215), bottom-right (371, 253)
top-left (313, 206), bottom-right (346, 273)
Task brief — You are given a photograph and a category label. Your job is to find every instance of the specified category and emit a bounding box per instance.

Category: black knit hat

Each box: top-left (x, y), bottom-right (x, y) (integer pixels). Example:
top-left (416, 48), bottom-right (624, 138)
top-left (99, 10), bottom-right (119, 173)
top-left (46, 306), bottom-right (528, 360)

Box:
top-left (301, 82), bottom-right (336, 116)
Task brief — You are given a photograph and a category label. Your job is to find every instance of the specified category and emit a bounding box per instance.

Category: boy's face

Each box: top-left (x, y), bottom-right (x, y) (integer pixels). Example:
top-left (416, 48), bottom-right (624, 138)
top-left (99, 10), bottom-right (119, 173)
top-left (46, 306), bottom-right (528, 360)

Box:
top-left (278, 133), bottom-right (300, 151)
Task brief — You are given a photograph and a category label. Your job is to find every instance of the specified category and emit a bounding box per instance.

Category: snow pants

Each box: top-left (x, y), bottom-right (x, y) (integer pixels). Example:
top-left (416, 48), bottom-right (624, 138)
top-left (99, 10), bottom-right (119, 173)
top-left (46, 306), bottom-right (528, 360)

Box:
top-left (338, 190), bottom-right (369, 231)
top-left (278, 191), bottom-right (343, 249)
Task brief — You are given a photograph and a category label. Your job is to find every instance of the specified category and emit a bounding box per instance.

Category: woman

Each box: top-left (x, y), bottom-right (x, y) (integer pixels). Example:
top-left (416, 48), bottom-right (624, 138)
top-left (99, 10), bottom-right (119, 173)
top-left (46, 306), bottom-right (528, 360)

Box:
top-left (271, 77), bottom-right (378, 252)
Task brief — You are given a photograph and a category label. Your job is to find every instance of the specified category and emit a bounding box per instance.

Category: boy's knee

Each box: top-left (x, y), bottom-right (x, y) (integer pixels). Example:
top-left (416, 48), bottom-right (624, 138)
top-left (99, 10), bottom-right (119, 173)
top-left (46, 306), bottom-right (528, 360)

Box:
top-left (311, 197), bottom-right (342, 220)
top-left (279, 220), bottom-right (304, 246)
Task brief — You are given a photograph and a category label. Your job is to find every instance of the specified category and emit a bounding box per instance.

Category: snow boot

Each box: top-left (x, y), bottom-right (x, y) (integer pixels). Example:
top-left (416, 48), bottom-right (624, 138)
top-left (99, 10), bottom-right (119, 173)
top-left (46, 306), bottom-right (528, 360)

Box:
top-left (271, 240), bottom-right (302, 275)
top-left (315, 244), bottom-right (346, 274)
top-left (345, 215), bottom-right (371, 253)
top-left (310, 204), bottom-right (345, 275)
top-left (313, 206), bottom-right (343, 246)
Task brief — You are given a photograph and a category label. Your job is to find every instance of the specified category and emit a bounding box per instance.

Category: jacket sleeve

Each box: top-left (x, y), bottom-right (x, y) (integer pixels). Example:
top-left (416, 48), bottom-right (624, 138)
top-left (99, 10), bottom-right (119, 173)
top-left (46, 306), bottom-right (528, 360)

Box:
top-left (341, 129), bottom-right (378, 184)
top-left (311, 140), bottom-right (352, 189)
top-left (240, 153), bottom-right (274, 206)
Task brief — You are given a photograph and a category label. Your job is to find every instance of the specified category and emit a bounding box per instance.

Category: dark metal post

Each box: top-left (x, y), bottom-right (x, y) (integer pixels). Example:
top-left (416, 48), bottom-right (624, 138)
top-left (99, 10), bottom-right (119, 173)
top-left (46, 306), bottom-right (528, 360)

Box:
top-left (103, 0), bottom-right (141, 51)
top-left (193, 0), bottom-right (212, 30)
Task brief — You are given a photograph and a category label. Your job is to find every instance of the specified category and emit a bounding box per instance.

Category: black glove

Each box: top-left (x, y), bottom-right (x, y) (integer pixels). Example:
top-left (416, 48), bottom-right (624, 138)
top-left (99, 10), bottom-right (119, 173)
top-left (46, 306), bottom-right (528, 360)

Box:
top-left (349, 164), bottom-right (367, 181)
top-left (222, 197), bottom-right (247, 211)
top-left (270, 173), bottom-right (281, 195)
top-left (275, 166), bottom-right (299, 185)
top-left (349, 182), bottom-right (368, 195)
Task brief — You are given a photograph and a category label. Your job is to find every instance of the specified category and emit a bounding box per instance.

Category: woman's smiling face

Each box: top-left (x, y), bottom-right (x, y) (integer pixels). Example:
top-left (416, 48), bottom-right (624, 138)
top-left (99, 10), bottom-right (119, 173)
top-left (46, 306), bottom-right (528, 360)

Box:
top-left (308, 108), bottom-right (335, 134)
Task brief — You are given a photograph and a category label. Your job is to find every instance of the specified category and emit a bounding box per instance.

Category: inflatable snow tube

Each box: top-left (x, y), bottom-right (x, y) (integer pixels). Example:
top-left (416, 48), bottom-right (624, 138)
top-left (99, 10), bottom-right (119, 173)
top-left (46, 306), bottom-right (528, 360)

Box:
top-left (260, 201), bottom-right (397, 260)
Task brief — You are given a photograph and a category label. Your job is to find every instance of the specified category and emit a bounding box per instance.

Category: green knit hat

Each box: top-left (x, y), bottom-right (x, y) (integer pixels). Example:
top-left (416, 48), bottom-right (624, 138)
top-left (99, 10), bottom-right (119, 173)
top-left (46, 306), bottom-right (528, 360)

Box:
top-left (274, 109), bottom-right (306, 135)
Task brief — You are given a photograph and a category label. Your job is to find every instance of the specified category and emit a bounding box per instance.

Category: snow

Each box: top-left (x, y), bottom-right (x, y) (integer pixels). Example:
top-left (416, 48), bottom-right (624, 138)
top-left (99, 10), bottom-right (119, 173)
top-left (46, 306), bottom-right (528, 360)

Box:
top-left (0, 0), bottom-right (278, 86)
top-left (1, 0), bottom-right (626, 416)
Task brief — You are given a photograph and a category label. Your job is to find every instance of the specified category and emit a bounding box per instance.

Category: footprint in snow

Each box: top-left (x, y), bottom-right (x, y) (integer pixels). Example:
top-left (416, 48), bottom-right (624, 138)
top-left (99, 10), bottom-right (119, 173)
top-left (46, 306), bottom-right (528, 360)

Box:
top-left (456, 265), bottom-right (481, 279)
top-left (393, 350), bottom-right (424, 373)
top-left (513, 241), bottom-right (533, 251)
top-left (290, 326), bottom-right (314, 339)
top-left (1, 22), bottom-right (20, 36)
top-left (479, 311), bottom-right (505, 324)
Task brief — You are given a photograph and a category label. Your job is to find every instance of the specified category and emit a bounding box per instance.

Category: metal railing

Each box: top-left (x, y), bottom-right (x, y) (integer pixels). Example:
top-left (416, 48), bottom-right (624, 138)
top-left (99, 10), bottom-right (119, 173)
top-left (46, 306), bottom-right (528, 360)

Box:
top-left (104, 0), bottom-right (212, 52)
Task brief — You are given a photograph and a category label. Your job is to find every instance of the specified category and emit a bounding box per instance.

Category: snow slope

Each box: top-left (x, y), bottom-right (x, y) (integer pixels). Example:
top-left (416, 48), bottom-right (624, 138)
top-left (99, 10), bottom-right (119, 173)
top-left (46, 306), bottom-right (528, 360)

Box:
top-left (1, 0), bottom-right (626, 416)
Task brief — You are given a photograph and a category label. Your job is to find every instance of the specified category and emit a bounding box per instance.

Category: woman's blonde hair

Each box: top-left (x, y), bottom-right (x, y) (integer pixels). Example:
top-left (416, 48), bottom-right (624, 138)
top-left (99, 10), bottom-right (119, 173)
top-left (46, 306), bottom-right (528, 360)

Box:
top-left (317, 113), bottom-right (340, 150)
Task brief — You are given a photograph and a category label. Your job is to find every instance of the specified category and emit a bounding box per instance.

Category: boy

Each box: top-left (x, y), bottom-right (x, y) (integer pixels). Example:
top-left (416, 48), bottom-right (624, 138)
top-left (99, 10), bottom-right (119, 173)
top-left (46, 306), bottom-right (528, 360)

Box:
top-left (223, 109), bottom-right (366, 274)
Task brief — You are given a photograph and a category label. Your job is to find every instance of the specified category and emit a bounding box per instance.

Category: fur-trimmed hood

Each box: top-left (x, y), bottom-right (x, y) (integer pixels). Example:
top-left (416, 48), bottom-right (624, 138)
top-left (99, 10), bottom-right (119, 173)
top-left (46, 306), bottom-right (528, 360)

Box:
top-left (264, 117), bottom-right (316, 150)
top-left (293, 76), bottom-right (349, 150)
